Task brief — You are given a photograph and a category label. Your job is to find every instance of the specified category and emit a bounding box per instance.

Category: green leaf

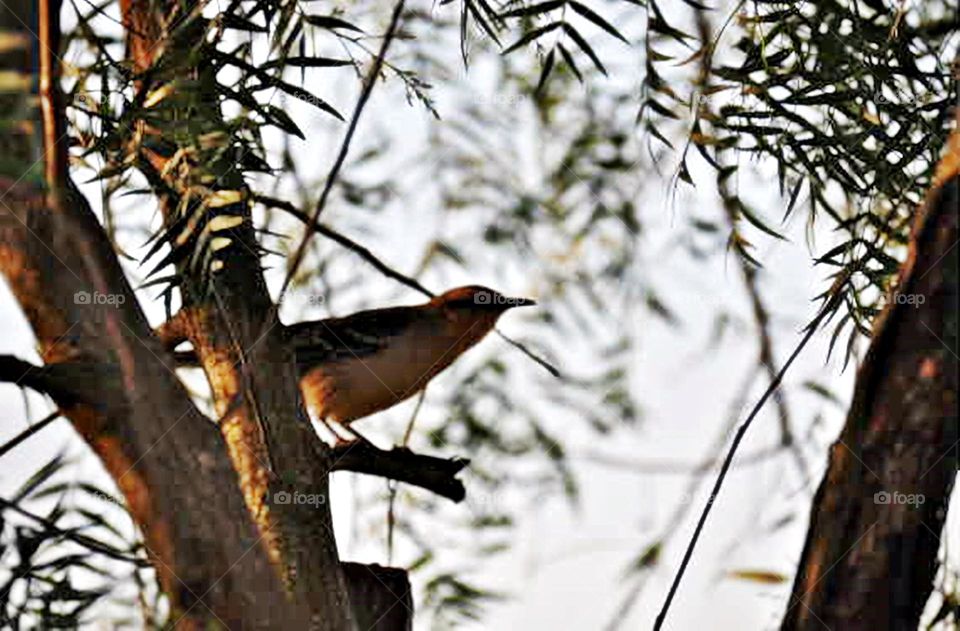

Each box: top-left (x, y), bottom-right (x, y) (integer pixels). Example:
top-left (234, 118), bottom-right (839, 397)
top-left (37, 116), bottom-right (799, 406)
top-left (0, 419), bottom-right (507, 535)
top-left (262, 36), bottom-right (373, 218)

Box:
top-left (262, 57), bottom-right (353, 70)
top-left (502, 22), bottom-right (563, 55)
top-left (535, 48), bottom-right (556, 93)
top-left (739, 203), bottom-right (786, 240)
top-left (557, 43), bottom-right (583, 82)
top-left (304, 15), bottom-right (364, 32)
top-left (249, 79), bottom-right (344, 121)
top-left (220, 14), bottom-right (267, 32)
top-left (501, 0), bottom-right (564, 19)
top-left (263, 105), bottom-right (305, 139)
top-left (14, 454), bottom-right (66, 502)
top-left (562, 24), bottom-right (606, 74)
top-left (466, 0), bottom-right (503, 46)
top-left (568, 1), bottom-right (628, 44)
top-left (629, 542), bottom-right (662, 572)
top-left (728, 569), bottom-right (788, 584)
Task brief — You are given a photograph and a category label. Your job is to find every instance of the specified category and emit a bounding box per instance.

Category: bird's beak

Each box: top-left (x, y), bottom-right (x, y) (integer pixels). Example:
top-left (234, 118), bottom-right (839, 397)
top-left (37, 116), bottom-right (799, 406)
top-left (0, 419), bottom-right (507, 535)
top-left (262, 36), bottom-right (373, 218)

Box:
top-left (507, 297), bottom-right (536, 308)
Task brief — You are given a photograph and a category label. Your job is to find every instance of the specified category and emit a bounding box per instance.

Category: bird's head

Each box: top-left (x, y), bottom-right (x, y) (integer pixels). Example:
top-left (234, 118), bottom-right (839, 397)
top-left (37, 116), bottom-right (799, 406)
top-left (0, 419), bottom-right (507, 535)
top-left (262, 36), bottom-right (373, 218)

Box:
top-left (431, 285), bottom-right (536, 326)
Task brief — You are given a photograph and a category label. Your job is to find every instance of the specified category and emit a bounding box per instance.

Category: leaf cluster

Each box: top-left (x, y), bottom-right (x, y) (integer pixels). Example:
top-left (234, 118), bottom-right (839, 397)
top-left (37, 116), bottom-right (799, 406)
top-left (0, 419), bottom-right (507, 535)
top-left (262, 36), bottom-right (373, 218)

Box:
top-left (641, 0), bottom-right (956, 362)
top-left (0, 455), bottom-right (152, 628)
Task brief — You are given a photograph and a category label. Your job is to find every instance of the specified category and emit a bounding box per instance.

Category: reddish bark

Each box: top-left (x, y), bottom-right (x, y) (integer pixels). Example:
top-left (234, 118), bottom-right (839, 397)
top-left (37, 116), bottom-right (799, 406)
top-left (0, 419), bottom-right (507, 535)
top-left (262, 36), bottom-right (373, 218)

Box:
top-left (782, 126), bottom-right (959, 630)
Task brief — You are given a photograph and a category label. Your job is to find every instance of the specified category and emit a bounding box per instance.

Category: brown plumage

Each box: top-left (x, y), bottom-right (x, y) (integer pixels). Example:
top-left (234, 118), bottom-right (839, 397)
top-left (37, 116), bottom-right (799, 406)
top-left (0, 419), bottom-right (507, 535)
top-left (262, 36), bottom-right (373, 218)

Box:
top-left (290, 286), bottom-right (535, 437)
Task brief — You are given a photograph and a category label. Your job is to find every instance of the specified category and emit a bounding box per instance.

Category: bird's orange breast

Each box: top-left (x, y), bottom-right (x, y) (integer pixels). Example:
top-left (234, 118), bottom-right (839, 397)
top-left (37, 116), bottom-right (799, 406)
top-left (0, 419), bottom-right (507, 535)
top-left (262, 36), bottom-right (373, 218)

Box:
top-left (300, 318), bottom-right (490, 424)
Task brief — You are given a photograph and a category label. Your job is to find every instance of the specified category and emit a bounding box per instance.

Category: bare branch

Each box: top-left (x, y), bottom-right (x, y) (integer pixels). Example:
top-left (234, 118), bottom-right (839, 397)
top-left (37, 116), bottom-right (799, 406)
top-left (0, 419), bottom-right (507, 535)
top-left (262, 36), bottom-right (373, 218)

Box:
top-left (279, 0), bottom-right (408, 304)
top-left (331, 442), bottom-right (469, 503)
top-left (254, 194), bottom-right (434, 299)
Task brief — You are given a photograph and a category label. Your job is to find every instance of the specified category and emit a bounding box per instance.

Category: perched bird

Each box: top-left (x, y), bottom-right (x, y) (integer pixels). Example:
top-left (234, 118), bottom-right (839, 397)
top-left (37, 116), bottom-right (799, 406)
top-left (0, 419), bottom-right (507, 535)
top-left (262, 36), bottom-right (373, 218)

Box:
top-left (287, 285), bottom-right (535, 441)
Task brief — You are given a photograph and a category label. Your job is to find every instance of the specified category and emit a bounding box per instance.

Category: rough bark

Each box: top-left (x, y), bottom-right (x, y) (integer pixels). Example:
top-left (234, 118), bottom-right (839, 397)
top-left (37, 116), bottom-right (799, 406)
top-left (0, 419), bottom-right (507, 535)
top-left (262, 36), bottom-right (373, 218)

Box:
top-left (0, 0), bottom-right (415, 627)
top-left (782, 125), bottom-right (959, 630)
top-left (330, 443), bottom-right (468, 502)
top-left (0, 0), bottom-right (307, 627)
top-left (342, 563), bottom-right (413, 631)
top-left (117, 1), bottom-right (359, 628)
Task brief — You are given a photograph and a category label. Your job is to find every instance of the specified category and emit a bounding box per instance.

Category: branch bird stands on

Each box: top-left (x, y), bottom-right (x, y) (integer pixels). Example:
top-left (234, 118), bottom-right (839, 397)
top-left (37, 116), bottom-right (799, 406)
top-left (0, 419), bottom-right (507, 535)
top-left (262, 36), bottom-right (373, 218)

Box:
top-left (289, 285), bottom-right (536, 445)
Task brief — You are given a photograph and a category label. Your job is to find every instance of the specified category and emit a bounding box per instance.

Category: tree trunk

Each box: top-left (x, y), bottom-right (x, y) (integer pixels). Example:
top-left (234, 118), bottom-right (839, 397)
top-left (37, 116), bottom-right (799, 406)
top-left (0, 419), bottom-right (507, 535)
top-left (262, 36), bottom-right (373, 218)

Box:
top-left (0, 1), bottom-right (300, 626)
top-left (782, 125), bottom-right (959, 630)
top-left (0, 0), bottom-right (414, 628)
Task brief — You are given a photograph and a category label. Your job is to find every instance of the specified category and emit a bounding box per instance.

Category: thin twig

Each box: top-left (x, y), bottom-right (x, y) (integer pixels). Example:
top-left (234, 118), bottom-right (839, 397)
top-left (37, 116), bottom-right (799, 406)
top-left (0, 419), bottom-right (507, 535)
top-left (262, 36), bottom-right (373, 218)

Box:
top-left (387, 388), bottom-right (427, 563)
top-left (278, 0), bottom-right (407, 306)
top-left (603, 364), bottom-right (761, 631)
top-left (0, 496), bottom-right (145, 565)
top-left (331, 441), bottom-right (468, 502)
top-left (495, 330), bottom-right (561, 378)
top-left (255, 194), bottom-right (434, 299)
top-left (653, 294), bottom-right (841, 630)
top-left (0, 411), bottom-right (62, 460)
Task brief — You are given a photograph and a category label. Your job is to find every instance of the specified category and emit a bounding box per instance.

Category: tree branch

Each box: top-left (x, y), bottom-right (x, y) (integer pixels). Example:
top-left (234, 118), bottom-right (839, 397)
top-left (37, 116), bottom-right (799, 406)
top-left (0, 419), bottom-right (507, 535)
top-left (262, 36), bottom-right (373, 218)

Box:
top-left (279, 0), bottom-right (407, 304)
top-left (331, 442), bottom-right (468, 503)
top-left (342, 562), bottom-right (412, 631)
top-left (254, 194), bottom-right (434, 299)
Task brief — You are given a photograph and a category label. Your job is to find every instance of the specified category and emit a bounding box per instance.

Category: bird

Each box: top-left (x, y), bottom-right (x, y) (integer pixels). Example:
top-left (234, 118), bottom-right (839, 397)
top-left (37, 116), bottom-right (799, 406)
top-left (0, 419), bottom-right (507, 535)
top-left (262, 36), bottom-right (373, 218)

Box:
top-left (285, 285), bottom-right (535, 443)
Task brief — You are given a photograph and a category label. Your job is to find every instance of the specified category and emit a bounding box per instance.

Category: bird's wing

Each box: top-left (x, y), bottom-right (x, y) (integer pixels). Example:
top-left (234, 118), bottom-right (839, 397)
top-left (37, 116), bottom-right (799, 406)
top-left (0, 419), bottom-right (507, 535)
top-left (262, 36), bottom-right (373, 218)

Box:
top-left (288, 306), bottom-right (419, 368)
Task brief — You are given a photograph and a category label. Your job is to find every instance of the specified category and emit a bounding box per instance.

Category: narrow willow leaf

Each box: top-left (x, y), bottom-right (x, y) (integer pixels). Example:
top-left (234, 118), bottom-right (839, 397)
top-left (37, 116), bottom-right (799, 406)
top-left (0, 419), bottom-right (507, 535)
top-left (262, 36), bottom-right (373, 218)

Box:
top-left (263, 104), bottom-right (305, 139)
top-left (502, 22), bottom-right (562, 55)
top-left (220, 14), bottom-right (267, 32)
top-left (467, 0), bottom-right (502, 45)
top-left (739, 203), bottom-right (786, 240)
top-left (562, 24), bottom-right (606, 75)
top-left (728, 570), bottom-right (787, 584)
top-left (209, 237), bottom-right (233, 252)
top-left (207, 214), bottom-right (245, 231)
top-left (649, 18), bottom-right (693, 47)
top-left (568, 1), bottom-right (628, 44)
top-left (304, 15), bottom-right (364, 32)
top-left (14, 455), bottom-right (66, 502)
top-left (143, 83), bottom-right (176, 108)
top-left (206, 190), bottom-right (244, 208)
top-left (138, 274), bottom-right (181, 290)
top-left (644, 97), bottom-right (679, 120)
top-left (535, 49), bottom-right (556, 93)
top-left (647, 47), bottom-right (674, 62)
top-left (475, 0), bottom-right (505, 29)
top-left (557, 44), bottom-right (583, 82)
top-left (262, 57), bottom-right (353, 69)
top-left (628, 542), bottom-right (662, 572)
top-left (249, 79), bottom-right (344, 120)
top-left (783, 178), bottom-right (804, 220)
top-left (645, 121), bottom-right (674, 148)
top-left (501, 0), bottom-right (564, 19)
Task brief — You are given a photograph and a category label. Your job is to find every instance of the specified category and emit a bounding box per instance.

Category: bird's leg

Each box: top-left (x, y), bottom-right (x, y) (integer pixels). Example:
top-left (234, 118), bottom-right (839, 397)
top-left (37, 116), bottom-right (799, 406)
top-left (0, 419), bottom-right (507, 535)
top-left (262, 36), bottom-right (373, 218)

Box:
top-left (318, 417), bottom-right (354, 447)
top-left (341, 424), bottom-right (381, 449)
